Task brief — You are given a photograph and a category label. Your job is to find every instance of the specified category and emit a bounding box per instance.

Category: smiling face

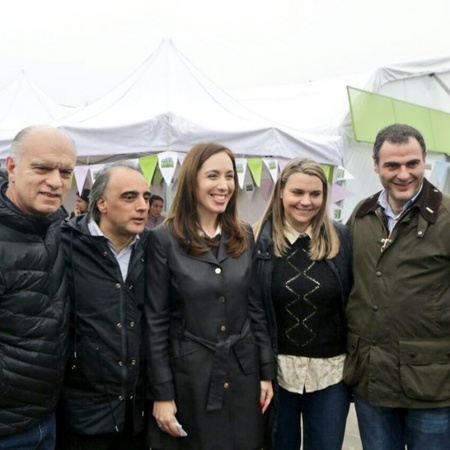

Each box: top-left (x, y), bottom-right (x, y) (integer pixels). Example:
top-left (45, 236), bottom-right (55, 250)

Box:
top-left (195, 151), bottom-right (235, 225)
top-left (6, 127), bottom-right (76, 216)
top-left (374, 137), bottom-right (426, 214)
top-left (97, 166), bottom-right (151, 242)
top-left (281, 172), bottom-right (323, 233)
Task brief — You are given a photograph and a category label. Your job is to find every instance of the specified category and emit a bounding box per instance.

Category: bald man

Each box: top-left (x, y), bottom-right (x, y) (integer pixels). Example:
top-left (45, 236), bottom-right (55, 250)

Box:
top-left (0, 125), bottom-right (76, 449)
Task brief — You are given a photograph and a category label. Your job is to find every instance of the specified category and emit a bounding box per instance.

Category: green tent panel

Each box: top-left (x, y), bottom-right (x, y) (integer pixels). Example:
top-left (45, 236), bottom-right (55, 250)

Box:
top-left (347, 86), bottom-right (450, 154)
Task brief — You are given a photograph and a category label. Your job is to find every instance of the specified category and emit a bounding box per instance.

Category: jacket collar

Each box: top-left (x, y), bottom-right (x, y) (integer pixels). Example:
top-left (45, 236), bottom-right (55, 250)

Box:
top-left (256, 219), bottom-right (273, 254)
top-left (179, 229), bottom-right (232, 264)
top-left (355, 178), bottom-right (442, 224)
top-left (0, 179), bottom-right (67, 234)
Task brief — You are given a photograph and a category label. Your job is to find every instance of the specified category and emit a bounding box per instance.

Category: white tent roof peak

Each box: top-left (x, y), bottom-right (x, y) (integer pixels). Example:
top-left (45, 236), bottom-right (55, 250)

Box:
top-left (59, 38), bottom-right (271, 126)
top-left (0, 70), bottom-right (74, 131)
top-left (56, 39), bottom-right (342, 165)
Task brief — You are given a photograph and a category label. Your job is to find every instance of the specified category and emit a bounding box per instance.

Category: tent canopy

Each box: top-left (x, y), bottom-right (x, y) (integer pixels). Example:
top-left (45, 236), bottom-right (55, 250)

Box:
top-left (234, 55), bottom-right (450, 220)
top-left (0, 71), bottom-right (74, 129)
top-left (54, 39), bottom-right (343, 165)
top-left (341, 56), bottom-right (450, 219)
top-left (0, 71), bottom-right (77, 158)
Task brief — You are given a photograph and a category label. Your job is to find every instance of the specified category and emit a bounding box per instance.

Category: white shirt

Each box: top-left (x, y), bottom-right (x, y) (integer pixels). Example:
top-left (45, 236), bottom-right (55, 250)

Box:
top-left (88, 219), bottom-right (139, 281)
top-left (377, 185), bottom-right (423, 232)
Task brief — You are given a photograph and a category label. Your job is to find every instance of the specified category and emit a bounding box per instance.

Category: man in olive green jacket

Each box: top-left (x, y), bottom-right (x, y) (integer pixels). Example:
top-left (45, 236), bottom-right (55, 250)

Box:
top-left (344, 123), bottom-right (450, 449)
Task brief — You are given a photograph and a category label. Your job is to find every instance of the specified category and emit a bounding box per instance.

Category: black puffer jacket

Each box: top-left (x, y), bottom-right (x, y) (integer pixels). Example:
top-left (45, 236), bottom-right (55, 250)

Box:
top-left (0, 180), bottom-right (69, 437)
top-left (60, 215), bottom-right (147, 435)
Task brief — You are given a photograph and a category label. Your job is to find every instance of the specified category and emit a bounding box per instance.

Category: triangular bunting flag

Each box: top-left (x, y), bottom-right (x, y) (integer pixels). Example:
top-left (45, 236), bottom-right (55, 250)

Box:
top-left (263, 158), bottom-right (278, 183)
top-left (331, 183), bottom-right (354, 203)
top-left (247, 158), bottom-right (263, 188)
top-left (335, 166), bottom-right (355, 182)
top-left (158, 151), bottom-right (179, 186)
top-left (139, 154), bottom-right (158, 185)
top-left (235, 158), bottom-right (247, 190)
top-left (73, 166), bottom-right (90, 194)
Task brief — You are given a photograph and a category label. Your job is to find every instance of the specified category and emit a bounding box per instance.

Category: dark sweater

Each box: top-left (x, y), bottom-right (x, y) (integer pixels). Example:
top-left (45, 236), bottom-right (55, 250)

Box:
top-left (271, 236), bottom-right (346, 358)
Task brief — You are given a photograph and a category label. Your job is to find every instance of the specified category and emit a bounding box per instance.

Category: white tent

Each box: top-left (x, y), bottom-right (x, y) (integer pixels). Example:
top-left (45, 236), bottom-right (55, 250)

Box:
top-left (342, 56), bottom-right (450, 219)
top-left (234, 56), bottom-right (450, 220)
top-left (54, 39), bottom-right (343, 166)
top-left (232, 71), bottom-right (372, 137)
top-left (0, 71), bottom-right (76, 158)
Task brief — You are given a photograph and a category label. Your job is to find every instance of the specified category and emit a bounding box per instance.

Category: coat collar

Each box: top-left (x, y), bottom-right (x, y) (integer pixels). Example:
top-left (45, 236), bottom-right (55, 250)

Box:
top-left (179, 230), bottom-right (232, 264)
top-left (355, 178), bottom-right (442, 224)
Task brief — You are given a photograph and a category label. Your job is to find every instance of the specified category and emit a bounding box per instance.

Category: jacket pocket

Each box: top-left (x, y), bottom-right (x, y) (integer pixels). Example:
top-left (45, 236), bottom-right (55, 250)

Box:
top-left (399, 339), bottom-right (450, 401)
top-left (343, 332), bottom-right (362, 387)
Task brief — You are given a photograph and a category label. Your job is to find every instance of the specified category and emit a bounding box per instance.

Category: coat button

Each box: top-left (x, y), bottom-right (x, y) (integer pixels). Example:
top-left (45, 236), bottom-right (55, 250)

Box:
top-left (220, 325), bottom-right (226, 332)
top-left (116, 283), bottom-right (121, 288)
top-left (116, 323), bottom-right (122, 329)
top-left (372, 305), bottom-right (379, 312)
top-left (223, 382), bottom-right (229, 389)
top-left (375, 271), bottom-right (382, 277)
top-left (118, 361), bottom-right (123, 366)
top-left (409, 352), bottom-right (416, 358)
top-left (130, 321), bottom-right (135, 327)
top-left (130, 359), bottom-right (136, 366)
top-left (219, 297), bottom-right (225, 303)
top-left (215, 267), bottom-right (221, 274)
top-left (118, 395), bottom-right (124, 400)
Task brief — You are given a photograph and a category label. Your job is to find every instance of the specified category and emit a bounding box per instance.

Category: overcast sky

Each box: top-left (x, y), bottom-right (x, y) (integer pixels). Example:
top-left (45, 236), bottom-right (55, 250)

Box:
top-left (1, 0), bottom-right (449, 106)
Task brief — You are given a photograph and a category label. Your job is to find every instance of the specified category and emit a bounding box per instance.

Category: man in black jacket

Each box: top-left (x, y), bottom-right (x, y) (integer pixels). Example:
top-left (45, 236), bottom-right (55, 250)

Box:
top-left (0, 125), bottom-right (76, 449)
top-left (59, 164), bottom-right (151, 449)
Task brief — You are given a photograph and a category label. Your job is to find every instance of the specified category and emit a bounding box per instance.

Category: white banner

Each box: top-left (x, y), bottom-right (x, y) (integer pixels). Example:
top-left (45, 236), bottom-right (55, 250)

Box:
top-left (235, 158), bottom-right (247, 190)
top-left (73, 165), bottom-right (90, 193)
top-left (158, 151), bottom-right (179, 186)
top-left (263, 158), bottom-right (278, 183)
top-left (335, 166), bottom-right (355, 182)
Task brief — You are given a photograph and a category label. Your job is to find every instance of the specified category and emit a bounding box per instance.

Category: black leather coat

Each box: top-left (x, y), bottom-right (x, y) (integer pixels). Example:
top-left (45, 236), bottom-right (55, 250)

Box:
top-left (145, 224), bottom-right (275, 450)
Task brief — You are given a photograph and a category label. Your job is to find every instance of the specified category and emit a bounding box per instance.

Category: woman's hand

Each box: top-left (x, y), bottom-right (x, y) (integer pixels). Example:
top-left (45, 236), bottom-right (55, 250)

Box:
top-left (260, 380), bottom-right (273, 413)
top-left (153, 400), bottom-right (182, 437)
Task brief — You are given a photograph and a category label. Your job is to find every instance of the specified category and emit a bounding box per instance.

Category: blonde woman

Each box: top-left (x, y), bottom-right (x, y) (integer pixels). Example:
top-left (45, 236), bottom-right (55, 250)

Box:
top-left (253, 158), bottom-right (352, 450)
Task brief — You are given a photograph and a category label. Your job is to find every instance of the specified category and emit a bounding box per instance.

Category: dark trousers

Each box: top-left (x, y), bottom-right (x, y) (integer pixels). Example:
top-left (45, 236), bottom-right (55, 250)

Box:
top-left (64, 430), bottom-right (147, 450)
top-left (0, 413), bottom-right (55, 450)
top-left (274, 381), bottom-right (350, 450)
top-left (58, 400), bottom-right (147, 450)
top-left (354, 392), bottom-right (450, 450)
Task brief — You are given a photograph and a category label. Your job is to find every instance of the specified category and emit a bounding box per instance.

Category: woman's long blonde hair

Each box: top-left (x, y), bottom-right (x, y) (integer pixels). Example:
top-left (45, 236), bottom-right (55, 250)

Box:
top-left (254, 157), bottom-right (339, 260)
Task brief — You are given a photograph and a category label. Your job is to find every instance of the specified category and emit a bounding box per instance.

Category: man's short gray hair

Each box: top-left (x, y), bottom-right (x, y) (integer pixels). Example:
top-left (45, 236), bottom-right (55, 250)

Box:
top-left (87, 162), bottom-right (143, 223)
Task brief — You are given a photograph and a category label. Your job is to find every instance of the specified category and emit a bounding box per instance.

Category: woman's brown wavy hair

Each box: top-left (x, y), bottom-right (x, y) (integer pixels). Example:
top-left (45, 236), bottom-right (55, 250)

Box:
top-left (165, 142), bottom-right (248, 257)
